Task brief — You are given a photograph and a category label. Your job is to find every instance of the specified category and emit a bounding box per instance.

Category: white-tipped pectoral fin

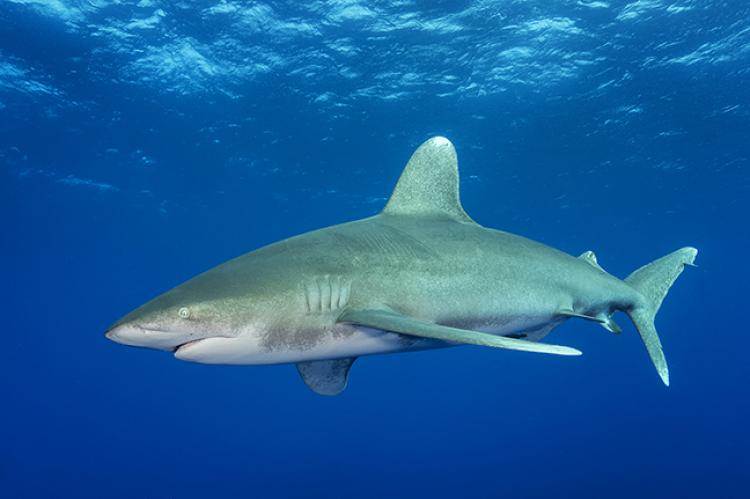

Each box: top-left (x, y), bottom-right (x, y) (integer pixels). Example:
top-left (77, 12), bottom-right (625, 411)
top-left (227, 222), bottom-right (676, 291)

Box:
top-left (338, 309), bottom-right (582, 356)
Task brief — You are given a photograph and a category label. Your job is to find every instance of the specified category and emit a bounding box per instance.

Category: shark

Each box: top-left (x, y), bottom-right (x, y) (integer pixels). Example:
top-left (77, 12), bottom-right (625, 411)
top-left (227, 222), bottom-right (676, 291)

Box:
top-left (106, 137), bottom-right (697, 395)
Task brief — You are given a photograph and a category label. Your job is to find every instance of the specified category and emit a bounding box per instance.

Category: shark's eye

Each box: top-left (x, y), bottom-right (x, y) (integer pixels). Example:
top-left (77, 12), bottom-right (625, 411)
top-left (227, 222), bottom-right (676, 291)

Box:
top-left (178, 307), bottom-right (191, 319)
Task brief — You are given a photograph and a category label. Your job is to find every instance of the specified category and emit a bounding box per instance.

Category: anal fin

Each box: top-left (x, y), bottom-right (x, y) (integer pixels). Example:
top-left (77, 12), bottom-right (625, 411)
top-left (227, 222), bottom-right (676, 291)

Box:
top-left (296, 358), bottom-right (356, 396)
top-left (602, 316), bottom-right (623, 334)
top-left (559, 309), bottom-right (622, 334)
top-left (558, 309), bottom-right (606, 323)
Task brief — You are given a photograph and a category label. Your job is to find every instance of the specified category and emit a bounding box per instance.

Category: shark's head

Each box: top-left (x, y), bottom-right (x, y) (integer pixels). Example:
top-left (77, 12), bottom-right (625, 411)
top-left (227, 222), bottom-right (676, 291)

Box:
top-left (105, 269), bottom-right (253, 354)
top-left (105, 241), bottom-right (306, 362)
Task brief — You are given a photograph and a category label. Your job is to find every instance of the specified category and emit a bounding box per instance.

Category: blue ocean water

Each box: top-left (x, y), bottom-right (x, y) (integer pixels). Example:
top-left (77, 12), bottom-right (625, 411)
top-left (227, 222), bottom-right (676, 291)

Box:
top-left (2, 1), bottom-right (748, 497)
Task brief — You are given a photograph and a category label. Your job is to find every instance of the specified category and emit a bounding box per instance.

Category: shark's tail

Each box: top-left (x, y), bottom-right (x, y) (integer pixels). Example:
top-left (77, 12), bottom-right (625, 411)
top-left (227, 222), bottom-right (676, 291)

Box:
top-left (625, 247), bottom-right (698, 386)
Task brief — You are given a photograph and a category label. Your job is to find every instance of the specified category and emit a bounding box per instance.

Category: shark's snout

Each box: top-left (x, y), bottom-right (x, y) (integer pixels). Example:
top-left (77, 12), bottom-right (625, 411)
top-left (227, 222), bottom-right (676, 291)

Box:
top-left (105, 321), bottom-right (186, 351)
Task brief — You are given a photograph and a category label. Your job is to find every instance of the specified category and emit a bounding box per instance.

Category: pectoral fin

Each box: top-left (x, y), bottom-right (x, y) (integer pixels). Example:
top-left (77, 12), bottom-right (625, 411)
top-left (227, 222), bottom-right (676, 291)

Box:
top-left (338, 309), bottom-right (581, 356)
top-left (296, 358), bottom-right (356, 396)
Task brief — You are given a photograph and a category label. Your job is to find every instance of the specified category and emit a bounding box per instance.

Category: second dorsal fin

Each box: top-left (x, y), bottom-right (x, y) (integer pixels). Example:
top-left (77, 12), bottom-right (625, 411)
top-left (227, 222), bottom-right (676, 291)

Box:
top-left (382, 137), bottom-right (475, 224)
top-left (579, 250), bottom-right (605, 272)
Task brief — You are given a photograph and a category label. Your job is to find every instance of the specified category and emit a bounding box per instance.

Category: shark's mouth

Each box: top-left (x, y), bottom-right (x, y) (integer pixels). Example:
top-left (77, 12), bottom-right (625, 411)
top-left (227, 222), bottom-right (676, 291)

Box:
top-left (173, 339), bottom-right (206, 354)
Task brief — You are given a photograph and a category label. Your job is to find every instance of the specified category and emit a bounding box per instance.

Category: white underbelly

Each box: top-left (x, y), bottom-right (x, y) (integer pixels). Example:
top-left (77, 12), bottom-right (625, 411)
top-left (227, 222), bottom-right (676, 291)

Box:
top-left (300, 325), bottom-right (447, 361)
top-left (173, 325), bottom-right (445, 365)
top-left (174, 315), bottom-right (558, 366)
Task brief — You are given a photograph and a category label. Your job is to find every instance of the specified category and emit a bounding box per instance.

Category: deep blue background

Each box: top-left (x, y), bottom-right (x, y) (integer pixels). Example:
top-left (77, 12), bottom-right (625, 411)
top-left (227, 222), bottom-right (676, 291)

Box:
top-left (2, 1), bottom-right (748, 498)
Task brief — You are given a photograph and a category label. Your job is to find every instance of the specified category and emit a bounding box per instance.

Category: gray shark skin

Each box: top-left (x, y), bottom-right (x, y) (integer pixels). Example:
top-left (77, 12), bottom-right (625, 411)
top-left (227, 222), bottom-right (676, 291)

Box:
top-left (106, 137), bottom-right (697, 395)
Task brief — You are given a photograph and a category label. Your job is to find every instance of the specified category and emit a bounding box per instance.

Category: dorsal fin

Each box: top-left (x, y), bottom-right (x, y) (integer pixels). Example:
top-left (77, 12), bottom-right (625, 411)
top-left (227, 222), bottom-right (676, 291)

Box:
top-left (382, 137), bottom-right (475, 224)
top-left (578, 250), bottom-right (605, 272)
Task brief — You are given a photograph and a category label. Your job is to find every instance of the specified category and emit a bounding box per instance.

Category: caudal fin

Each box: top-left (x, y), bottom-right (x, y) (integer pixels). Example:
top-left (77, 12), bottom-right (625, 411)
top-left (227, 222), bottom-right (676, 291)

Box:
top-left (625, 247), bottom-right (698, 386)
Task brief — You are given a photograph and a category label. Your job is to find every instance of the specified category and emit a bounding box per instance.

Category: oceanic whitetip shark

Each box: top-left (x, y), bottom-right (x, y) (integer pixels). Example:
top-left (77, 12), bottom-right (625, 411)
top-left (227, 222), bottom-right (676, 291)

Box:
top-left (106, 137), bottom-right (697, 395)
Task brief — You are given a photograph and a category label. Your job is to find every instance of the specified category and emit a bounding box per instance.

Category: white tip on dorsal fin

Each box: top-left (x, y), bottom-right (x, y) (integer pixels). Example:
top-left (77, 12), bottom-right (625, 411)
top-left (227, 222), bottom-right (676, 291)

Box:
top-left (382, 136), bottom-right (475, 224)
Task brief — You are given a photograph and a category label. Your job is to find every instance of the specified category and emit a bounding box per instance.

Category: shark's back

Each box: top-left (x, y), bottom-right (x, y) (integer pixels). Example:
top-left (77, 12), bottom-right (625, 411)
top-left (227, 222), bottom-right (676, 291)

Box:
top-left (244, 136), bottom-right (621, 302)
